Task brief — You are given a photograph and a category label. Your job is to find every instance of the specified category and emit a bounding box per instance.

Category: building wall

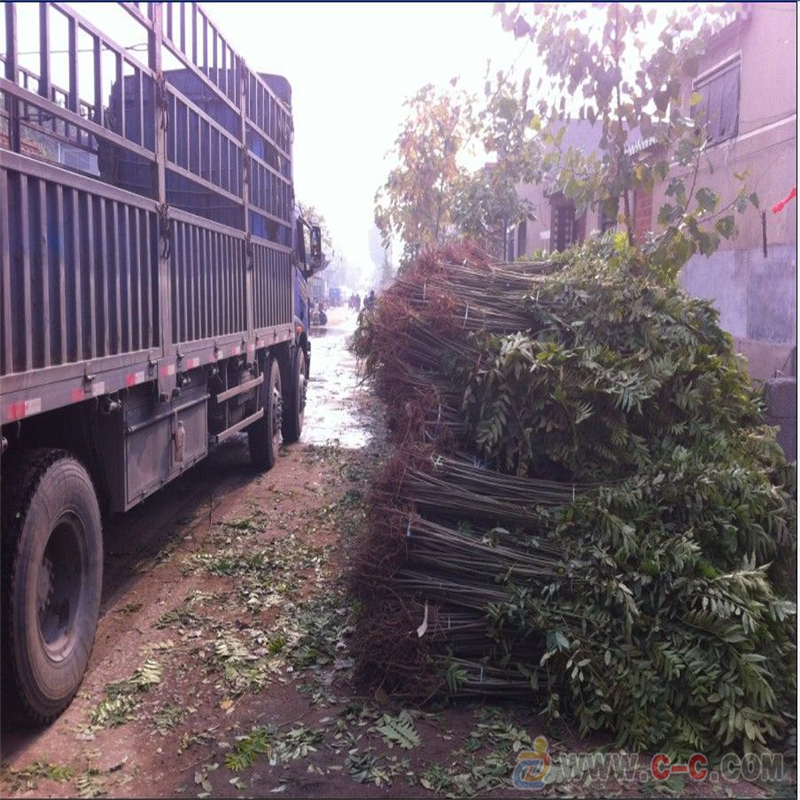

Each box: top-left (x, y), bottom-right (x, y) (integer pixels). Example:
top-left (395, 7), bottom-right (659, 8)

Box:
top-left (510, 7), bottom-right (796, 377)
top-left (653, 3), bottom-right (797, 379)
top-left (511, 121), bottom-right (604, 259)
top-left (660, 4), bottom-right (797, 253)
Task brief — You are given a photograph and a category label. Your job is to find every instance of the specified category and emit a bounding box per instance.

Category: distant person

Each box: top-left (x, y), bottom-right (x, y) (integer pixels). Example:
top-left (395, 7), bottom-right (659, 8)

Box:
top-left (364, 290), bottom-right (376, 312)
top-left (355, 293), bottom-right (361, 311)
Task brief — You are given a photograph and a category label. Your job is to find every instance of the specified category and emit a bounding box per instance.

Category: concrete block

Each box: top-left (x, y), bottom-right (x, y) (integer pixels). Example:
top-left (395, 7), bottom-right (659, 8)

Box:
top-left (735, 339), bottom-right (796, 382)
top-left (774, 416), bottom-right (797, 462)
top-left (764, 377), bottom-right (797, 419)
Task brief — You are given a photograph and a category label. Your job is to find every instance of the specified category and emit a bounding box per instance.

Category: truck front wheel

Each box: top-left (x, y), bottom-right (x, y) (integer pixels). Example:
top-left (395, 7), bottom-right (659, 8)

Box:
top-left (282, 347), bottom-right (306, 444)
top-left (2, 449), bottom-right (103, 724)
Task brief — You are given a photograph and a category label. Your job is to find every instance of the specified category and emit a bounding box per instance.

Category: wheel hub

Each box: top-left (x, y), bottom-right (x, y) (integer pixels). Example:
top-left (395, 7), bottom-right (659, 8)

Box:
top-left (37, 556), bottom-right (55, 615)
top-left (272, 385), bottom-right (283, 440)
top-left (37, 516), bottom-right (84, 658)
top-left (298, 372), bottom-right (307, 414)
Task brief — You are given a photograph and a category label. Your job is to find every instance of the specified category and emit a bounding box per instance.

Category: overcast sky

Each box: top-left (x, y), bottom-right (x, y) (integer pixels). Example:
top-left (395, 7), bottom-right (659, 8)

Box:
top-left (216, 2), bottom-right (524, 272)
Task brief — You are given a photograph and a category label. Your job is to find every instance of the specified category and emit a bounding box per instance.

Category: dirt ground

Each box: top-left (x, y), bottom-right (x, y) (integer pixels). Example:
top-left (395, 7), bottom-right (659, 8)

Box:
top-left (0, 309), bottom-right (793, 799)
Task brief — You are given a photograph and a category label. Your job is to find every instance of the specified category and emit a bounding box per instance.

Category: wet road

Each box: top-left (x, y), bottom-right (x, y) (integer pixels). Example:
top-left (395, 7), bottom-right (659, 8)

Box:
top-left (304, 307), bottom-right (370, 449)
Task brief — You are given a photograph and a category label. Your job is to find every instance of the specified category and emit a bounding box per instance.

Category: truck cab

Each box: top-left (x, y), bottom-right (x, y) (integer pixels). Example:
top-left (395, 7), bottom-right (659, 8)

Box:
top-left (260, 72), bottom-right (323, 359)
top-left (293, 216), bottom-right (323, 336)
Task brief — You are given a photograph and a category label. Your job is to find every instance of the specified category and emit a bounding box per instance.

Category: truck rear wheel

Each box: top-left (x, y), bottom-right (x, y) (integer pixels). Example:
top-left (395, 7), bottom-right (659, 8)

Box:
top-left (282, 347), bottom-right (306, 444)
top-left (248, 357), bottom-right (282, 470)
top-left (1, 449), bottom-right (103, 724)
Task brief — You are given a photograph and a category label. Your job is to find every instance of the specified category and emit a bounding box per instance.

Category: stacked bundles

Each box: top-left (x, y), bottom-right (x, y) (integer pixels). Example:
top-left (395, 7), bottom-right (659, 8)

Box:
top-left (351, 241), bottom-right (796, 756)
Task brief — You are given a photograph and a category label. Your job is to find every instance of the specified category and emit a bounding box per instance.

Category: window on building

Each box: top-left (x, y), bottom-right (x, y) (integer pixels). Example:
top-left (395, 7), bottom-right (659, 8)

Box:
top-left (694, 57), bottom-right (740, 144)
top-left (516, 220), bottom-right (527, 259)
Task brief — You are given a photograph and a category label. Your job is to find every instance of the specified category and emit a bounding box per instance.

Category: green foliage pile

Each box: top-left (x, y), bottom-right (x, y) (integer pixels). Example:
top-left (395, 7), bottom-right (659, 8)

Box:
top-left (352, 241), bottom-right (796, 758)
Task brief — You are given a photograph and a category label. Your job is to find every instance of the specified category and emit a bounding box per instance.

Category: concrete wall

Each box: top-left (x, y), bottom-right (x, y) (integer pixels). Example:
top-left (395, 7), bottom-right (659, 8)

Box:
top-left (681, 243), bottom-right (796, 339)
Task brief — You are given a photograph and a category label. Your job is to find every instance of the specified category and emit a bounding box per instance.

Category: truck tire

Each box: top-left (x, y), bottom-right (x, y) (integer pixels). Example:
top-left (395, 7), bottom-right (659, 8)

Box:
top-left (1, 449), bottom-right (103, 725)
top-left (248, 357), bottom-right (282, 470)
top-left (282, 347), bottom-right (307, 444)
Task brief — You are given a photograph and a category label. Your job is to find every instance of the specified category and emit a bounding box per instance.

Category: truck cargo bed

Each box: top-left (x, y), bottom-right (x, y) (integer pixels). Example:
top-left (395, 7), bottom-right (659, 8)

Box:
top-left (0, 1), bottom-right (296, 426)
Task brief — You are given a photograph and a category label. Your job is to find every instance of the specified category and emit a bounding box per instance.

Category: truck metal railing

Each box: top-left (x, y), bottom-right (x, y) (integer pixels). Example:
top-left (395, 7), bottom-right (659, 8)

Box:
top-left (1, 149), bottom-right (160, 374)
top-left (169, 212), bottom-right (247, 344)
top-left (252, 238), bottom-right (293, 331)
top-left (0, 2), bottom-right (297, 425)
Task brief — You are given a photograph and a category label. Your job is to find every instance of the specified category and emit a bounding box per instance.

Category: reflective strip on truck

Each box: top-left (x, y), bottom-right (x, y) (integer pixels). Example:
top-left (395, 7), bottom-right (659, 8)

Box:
top-left (125, 371), bottom-right (146, 387)
top-left (7, 397), bottom-right (42, 420)
top-left (70, 381), bottom-right (106, 401)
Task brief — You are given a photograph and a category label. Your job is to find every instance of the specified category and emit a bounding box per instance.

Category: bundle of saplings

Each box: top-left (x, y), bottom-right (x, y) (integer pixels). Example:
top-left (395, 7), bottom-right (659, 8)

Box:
top-left (351, 240), bottom-right (796, 757)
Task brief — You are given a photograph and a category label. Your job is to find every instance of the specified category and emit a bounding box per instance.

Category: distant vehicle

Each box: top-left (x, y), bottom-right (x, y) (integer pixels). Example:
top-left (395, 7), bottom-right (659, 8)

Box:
top-left (0, 1), bottom-right (322, 723)
top-left (311, 301), bottom-right (328, 328)
top-left (308, 275), bottom-right (328, 304)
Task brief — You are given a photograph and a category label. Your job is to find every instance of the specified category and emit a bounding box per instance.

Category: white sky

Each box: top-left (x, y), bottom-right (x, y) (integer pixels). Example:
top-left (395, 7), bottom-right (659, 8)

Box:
top-left (214, 2), bottom-right (523, 271)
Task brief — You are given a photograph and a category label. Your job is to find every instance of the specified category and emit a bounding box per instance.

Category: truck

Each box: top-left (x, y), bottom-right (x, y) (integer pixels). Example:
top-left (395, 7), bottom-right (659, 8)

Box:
top-left (0, 1), bottom-right (322, 723)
